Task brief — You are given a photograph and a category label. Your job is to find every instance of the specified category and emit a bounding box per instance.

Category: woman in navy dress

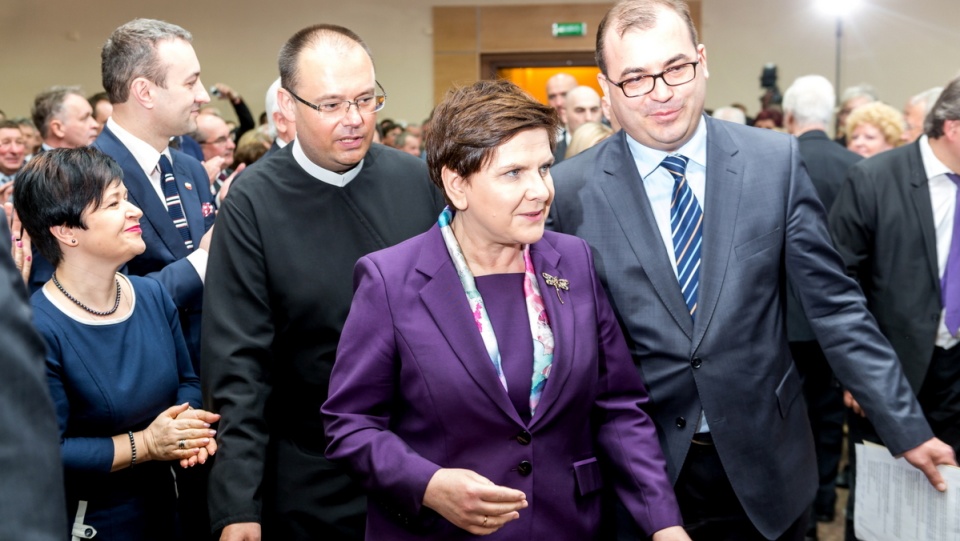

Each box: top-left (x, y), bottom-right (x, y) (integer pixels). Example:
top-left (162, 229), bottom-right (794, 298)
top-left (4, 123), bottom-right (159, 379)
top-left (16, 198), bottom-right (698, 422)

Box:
top-left (13, 148), bottom-right (220, 540)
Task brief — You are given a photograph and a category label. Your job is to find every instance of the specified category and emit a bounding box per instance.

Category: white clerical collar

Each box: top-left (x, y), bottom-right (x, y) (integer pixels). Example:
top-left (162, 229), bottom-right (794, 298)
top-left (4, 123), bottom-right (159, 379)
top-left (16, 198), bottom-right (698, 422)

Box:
top-left (106, 117), bottom-right (168, 178)
top-left (291, 137), bottom-right (363, 187)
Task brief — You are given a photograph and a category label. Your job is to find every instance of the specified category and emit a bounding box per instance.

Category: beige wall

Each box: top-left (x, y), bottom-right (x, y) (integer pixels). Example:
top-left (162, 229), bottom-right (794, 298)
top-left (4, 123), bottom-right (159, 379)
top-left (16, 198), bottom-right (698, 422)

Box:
top-left (701, 0), bottom-right (960, 116)
top-left (3, 0), bottom-right (959, 128)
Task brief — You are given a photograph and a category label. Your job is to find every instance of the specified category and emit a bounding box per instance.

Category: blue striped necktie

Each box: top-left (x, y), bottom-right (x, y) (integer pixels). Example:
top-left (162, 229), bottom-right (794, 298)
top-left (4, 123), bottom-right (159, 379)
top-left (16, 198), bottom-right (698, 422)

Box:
top-left (662, 154), bottom-right (702, 320)
top-left (158, 154), bottom-right (194, 250)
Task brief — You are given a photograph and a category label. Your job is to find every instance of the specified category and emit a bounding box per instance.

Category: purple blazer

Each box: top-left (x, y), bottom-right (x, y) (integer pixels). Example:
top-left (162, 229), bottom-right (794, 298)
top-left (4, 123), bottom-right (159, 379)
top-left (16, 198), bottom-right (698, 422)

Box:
top-left (322, 225), bottom-right (682, 540)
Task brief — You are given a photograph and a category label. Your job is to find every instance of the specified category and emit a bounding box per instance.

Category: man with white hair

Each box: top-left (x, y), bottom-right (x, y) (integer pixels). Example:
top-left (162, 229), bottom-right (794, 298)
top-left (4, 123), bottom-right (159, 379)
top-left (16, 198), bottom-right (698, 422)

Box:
top-left (835, 84), bottom-right (878, 146)
top-left (902, 86), bottom-right (944, 143)
top-left (563, 86), bottom-right (603, 138)
top-left (782, 74), bottom-right (862, 535)
top-left (264, 77), bottom-right (296, 157)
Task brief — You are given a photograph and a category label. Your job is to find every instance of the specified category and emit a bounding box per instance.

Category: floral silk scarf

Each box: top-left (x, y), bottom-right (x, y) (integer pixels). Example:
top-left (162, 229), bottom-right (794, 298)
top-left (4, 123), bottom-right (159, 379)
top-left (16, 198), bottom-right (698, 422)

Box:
top-left (438, 207), bottom-right (555, 417)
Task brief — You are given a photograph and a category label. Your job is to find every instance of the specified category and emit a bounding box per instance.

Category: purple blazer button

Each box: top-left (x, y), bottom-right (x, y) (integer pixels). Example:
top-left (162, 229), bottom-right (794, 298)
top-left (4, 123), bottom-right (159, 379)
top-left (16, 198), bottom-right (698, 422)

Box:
top-left (517, 460), bottom-right (533, 476)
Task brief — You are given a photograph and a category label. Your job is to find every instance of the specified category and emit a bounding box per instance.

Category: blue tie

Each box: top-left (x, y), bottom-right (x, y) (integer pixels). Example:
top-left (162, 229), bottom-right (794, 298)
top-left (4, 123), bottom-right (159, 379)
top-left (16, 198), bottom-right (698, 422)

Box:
top-left (158, 154), bottom-right (194, 250)
top-left (662, 154), bottom-right (702, 319)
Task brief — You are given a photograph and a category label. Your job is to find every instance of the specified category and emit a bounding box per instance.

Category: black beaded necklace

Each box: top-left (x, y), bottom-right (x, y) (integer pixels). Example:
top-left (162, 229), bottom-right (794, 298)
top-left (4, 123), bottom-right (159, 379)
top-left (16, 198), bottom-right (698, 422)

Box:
top-left (52, 272), bottom-right (122, 316)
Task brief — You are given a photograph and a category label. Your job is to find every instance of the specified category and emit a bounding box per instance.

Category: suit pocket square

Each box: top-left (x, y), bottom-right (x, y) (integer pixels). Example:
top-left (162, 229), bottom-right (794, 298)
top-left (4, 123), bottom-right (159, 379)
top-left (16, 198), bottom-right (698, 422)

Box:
top-left (572, 457), bottom-right (603, 496)
top-left (734, 227), bottom-right (781, 261)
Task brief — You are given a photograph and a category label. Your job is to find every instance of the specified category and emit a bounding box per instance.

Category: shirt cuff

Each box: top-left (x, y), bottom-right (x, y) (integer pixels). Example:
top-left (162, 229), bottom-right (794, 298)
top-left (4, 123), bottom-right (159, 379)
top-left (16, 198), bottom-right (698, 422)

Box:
top-left (187, 248), bottom-right (208, 284)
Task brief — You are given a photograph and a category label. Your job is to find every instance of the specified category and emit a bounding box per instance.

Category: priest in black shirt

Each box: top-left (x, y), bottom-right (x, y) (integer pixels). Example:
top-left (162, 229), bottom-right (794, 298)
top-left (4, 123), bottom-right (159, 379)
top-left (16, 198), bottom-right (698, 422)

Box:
top-left (202, 24), bottom-right (443, 541)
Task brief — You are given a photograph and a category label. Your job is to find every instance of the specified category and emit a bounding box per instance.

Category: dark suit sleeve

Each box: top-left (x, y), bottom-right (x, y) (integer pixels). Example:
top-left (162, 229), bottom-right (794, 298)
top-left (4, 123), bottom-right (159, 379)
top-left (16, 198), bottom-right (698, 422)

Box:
top-left (783, 140), bottom-right (932, 454)
top-left (0, 213), bottom-right (68, 539)
top-left (232, 99), bottom-right (256, 141)
top-left (156, 281), bottom-right (202, 407)
top-left (584, 240), bottom-right (683, 535)
top-left (322, 256), bottom-right (442, 517)
top-left (144, 257), bottom-right (204, 310)
top-left (827, 165), bottom-right (876, 285)
top-left (202, 193), bottom-right (276, 529)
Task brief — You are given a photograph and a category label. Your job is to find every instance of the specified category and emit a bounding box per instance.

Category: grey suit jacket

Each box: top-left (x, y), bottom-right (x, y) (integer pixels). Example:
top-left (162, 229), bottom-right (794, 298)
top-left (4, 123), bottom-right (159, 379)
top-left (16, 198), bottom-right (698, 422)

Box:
top-left (829, 141), bottom-right (941, 393)
top-left (549, 117), bottom-right (931, 539)
top-left (787, 130), bottom-right (862, 342)
top-left (0, 210), bottom-right (67, 540)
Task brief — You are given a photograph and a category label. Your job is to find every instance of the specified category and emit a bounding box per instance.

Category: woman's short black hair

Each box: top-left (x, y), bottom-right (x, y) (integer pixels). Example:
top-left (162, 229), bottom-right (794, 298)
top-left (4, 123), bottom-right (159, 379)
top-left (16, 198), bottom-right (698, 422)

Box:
top-left (13, 147), bottom-right (124, 268)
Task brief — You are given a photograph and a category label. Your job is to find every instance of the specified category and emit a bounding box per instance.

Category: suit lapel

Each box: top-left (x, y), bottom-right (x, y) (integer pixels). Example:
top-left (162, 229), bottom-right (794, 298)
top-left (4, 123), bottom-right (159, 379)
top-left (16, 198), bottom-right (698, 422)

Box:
top-left (96, 127), bottom-right (189, 259)
top-left (416, 227), bottom-right (523, 424)
top-left (528, 237), bottom-right (574, 428)
top-left (598, 131), bottom-right (694, 338)
top-left (907, 143), bottom-right (940, 290)
top-left (692, 118), bottom-right (742, 350)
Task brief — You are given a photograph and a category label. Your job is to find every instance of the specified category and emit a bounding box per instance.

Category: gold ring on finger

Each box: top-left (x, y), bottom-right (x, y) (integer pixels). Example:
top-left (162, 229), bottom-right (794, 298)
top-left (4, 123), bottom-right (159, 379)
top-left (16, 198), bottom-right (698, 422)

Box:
top-left (482, 516), bottom-right (488, 527)
top-left (178, 439), bottom-right (186, 450)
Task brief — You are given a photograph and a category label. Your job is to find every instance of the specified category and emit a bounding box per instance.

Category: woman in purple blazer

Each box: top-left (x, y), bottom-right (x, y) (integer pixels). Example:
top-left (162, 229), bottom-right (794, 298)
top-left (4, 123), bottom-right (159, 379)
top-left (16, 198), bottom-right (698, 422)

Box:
top-left (323, 80), bottom-right (688, 541)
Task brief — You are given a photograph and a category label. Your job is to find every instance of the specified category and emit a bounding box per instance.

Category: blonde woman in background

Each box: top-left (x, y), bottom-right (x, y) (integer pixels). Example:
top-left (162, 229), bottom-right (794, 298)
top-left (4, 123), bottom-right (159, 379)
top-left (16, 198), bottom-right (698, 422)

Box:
top-left (846, 102), bottom-right (904, 158)
top-left (565, 121), bottom-right (614, 159)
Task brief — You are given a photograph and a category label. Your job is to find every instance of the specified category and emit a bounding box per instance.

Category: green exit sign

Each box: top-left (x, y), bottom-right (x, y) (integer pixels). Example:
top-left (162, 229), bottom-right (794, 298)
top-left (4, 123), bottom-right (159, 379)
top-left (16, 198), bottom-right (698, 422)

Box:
top-left (552, 22), bottom-right (587, 38)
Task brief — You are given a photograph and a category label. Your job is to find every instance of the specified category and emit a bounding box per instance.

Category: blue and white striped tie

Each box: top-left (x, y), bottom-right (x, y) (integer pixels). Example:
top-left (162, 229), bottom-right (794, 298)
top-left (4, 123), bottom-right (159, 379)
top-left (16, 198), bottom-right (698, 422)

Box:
top-left (158, 155), bottom-right (194, 251)
top-left (662, 154), bottom-right (702, 320)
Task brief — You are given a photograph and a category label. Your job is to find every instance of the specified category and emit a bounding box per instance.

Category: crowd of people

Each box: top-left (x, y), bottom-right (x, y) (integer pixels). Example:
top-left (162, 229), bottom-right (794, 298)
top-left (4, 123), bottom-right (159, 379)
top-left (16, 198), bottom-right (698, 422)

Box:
top-left (2, 1), bottom-right (960, 541)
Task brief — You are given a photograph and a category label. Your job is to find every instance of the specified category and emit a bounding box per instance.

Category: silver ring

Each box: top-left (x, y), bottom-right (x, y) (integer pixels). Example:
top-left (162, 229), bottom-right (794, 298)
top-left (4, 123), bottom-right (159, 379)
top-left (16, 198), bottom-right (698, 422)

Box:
top-left (178, 439), bottom-right (186, 450)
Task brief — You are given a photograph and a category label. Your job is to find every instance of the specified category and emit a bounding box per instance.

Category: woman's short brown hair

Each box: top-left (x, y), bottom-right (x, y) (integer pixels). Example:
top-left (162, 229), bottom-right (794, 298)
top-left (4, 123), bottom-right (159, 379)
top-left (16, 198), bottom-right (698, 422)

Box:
top-left (426, 80), bottom-right (559, 203)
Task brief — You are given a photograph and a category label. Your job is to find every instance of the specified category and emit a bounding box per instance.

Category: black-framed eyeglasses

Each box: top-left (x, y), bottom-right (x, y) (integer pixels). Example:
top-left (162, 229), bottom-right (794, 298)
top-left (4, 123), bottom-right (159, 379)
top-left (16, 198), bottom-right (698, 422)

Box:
top-left (608, 62), bottom-right (699, 98)
top-left (285, 81), bottom-right (387, 117)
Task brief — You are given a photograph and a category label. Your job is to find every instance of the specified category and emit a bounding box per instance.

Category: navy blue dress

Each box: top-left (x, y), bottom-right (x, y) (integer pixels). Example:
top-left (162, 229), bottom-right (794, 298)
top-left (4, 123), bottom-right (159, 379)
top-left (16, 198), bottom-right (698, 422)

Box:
top-left (31, 275), bottom-right (201, 540)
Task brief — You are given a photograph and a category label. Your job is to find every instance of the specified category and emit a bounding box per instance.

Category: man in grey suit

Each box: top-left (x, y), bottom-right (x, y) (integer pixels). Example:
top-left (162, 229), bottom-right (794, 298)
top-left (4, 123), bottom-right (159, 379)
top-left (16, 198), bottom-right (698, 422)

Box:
top-left (0, 209), bottom-right (66, 541)
top-left (830, 75), bottom-right (960, 540)
top-left (548, 1), bottom-right (956, 540)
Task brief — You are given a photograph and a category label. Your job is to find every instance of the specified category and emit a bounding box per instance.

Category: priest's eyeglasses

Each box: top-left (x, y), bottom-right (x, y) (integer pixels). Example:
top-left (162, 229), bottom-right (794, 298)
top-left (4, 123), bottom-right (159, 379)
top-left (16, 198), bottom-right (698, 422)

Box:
top-left (608, 62), bottom-right (699, 98)
top-left (285, 81), bottom-right (387, 117)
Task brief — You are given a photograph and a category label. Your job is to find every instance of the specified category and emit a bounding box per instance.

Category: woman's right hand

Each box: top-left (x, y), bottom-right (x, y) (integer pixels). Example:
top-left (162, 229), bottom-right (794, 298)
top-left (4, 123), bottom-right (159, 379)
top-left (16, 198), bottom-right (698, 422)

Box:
top-left (422, 468), bottom-right (527, 535)
top-left (142, 403), bottom-right (218, 462)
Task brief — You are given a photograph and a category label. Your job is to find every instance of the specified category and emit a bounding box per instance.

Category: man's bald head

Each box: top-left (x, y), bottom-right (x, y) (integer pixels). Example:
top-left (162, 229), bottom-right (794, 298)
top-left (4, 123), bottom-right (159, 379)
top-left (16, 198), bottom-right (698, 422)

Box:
top-left (546, 73), bottom-right (579, 124)
top-left (564, 86), bottom-right (602, 135)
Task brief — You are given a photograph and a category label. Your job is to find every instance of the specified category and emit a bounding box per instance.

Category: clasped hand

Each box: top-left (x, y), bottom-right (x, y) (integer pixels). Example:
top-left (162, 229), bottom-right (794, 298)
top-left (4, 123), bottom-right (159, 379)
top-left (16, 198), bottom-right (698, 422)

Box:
top-left (422, 468), bottom-right (527, 535)
top-left (143, 403), bottom-right (220, 468)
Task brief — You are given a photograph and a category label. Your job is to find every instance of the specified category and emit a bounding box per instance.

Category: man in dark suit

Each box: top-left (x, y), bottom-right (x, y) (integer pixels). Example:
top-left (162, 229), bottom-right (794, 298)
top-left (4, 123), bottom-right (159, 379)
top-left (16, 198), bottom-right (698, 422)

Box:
top-left (92, 19), bottom-right (216, 541)
top-left (93, 19), bottom-right (216, 369)
top-left (782, 74), bottom-right (862, 531)
top-left (829, 75), bottom-right (960, 541)
top-left (0, 209), bottom-right (67, 541)
top-left (548, 2), bottom-right (955, 540)
top-left (203, 24), bottom-right (443, 541)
